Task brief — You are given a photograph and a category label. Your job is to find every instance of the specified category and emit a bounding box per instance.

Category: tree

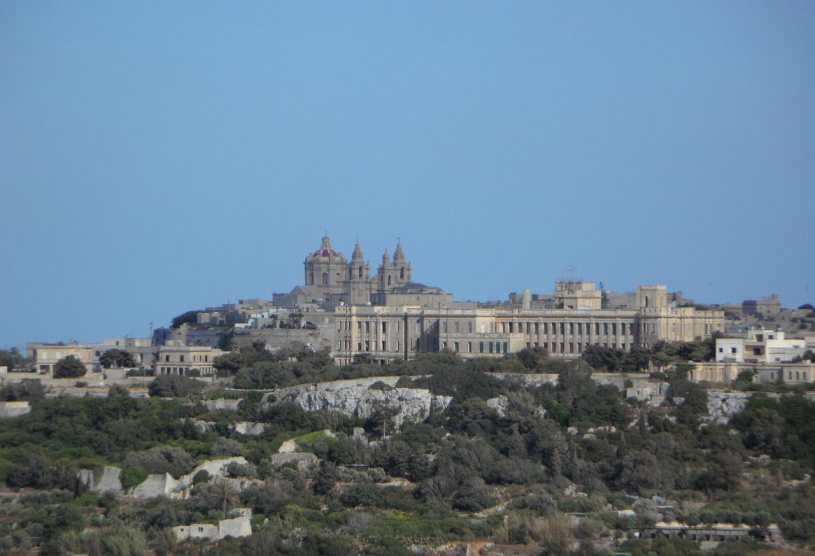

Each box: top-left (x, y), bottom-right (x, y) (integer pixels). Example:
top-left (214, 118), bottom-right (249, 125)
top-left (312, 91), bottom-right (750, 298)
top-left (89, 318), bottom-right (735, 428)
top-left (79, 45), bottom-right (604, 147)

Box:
top-left (0, 350), bottom-right (15, 371)
top-left (170, 310), bottom-right (198, 329)
top-left (516, 346), bottom-right (549, 370)
top-left (99, 349), bottom-right (137, 369)
top-left (0, 379), bottom-right (45, 402)
top-left (54, 355), bottom-right (86, 378)
top-left (148, 374), bottom-right (205, 397)
top-left (313, 460), bottom-right (338, 494)
top-left (452, 477), bottom-right (494, 512)
top-left (209, 481), bottom-right (239, 518)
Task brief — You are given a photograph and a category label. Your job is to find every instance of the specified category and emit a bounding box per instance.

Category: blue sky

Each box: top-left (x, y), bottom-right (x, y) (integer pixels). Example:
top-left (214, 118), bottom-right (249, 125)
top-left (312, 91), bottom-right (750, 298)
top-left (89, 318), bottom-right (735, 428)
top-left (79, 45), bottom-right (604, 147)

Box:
top-left (2, 2), bottom-right (814, 349)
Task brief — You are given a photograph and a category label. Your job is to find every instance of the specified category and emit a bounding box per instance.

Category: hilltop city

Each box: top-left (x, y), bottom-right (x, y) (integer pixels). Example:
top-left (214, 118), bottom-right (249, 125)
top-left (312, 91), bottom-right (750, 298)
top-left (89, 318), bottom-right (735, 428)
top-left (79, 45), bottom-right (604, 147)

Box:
top-left (1, 236), bottom-right (814, 556)
top-left (18, 235), bottom-right (815, 384)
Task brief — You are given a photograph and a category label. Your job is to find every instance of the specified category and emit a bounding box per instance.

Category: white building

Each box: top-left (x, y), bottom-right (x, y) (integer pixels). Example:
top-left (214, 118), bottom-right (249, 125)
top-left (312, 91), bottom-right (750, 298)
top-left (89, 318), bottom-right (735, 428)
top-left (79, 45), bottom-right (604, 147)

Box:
top-left (716, 328), bottom-right (807, 364)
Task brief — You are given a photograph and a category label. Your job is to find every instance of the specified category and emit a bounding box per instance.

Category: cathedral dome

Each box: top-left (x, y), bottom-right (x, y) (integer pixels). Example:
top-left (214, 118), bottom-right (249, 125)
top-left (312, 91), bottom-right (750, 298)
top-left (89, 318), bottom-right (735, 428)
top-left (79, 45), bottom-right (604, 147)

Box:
top-left (307, 235), bottom-right (347, 264)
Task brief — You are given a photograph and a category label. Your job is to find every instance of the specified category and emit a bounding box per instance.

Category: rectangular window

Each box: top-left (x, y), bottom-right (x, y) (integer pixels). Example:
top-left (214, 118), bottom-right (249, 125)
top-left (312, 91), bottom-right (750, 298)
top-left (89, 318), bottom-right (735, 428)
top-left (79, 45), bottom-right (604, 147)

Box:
top-left (479, 342), bottom-right (484, 353)
top-left (469, 322), bottom-right (474, 333)
top-left (612, 323), bottom-right (617, 335)
top-left (382, 341), bottom-right (386, 351)
top-left (468, 342), bottom-right (472, 353)
top-left (165, 355), bottom-right (170, 362)
top-left (454, 322), bottom-right (460, 333)
top-left (488, 342), bottom-right (494, 353)
top-left (503, 342), bottom-right (508, 353)
top-left (442, 321), bottom-right (447, 333)
top-left (382, 322), bottom-right (387, 333)
top-left (454, 342), bottom-right (459, 352)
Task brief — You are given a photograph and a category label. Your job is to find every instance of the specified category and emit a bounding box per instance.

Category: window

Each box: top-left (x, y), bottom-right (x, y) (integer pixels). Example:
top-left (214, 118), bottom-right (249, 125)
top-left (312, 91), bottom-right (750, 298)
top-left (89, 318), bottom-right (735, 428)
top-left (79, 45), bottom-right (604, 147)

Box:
top-left (454, 342), bottom-right (459, 352)
top-left (180, 355), bottom-right (184, 362)
top-left (382, 322), bottom-right (386, 333)
top-left (467, 342), bottom-right (472, 352)
top-left (322, 272), bottom-right (328, 285)
top-left (479, 342), bottom-right (484, 353)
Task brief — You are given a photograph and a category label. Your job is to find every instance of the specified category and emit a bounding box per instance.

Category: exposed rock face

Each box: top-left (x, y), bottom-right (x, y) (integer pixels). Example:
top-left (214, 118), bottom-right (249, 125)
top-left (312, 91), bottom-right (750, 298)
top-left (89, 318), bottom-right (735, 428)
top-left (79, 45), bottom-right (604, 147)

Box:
top-left (262, 377), bottom-right (452, 427)
top-left (486, 396), bottom-right (509, 417)
top-left (704, 391), bottom-right (759, 425)
top-left (230, 422), bottom-right (267, 436)
top-left (78, 465), bottom-right (122, 494)
top-left (130, 457), bottom-right (250, 498)
top-left (190, 419), bottom-right (217, 433)
top-left (270, 452), bottom-right (320, 471)
top-left (202, 399), bottom-right (242, 411)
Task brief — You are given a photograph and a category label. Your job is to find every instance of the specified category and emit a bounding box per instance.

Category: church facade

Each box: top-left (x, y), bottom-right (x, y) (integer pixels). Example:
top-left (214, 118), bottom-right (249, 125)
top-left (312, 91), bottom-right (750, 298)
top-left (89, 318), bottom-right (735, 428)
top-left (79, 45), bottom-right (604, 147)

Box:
top-left (274, 235), bottom-right (449, 308)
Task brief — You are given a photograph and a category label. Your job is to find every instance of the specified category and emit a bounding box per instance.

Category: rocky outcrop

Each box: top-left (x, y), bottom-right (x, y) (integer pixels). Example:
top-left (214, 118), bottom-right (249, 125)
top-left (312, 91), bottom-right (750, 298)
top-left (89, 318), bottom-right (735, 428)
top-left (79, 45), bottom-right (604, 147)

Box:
top-left (262, 377), bottom-right (452, 427)
top-left (78, 465), bottom-right (122, 494)
top-left (230, 421), bottom-right (267, 436)
top-left (486, 396), bottom-right (509, 417)
top-left (270, 452), bottom-right (320, 471)
top-left (704, 391), bottom-right (762, 425)
top-left (130, 457), bottom-right (250, 498)
top-left (202, 399), bottom-right (242, 411)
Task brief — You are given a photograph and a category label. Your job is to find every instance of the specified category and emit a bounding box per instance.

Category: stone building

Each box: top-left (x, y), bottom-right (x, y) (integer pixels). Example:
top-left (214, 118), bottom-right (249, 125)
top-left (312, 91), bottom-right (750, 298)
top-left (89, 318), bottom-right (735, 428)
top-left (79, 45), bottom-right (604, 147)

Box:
top-left (715, 327), bottom-right (807, 364)
top-left (27, 342), bottom-right (97, 375)
top-left (274, 235), bottom-right (448, 308)
top-left (332, 285), bottom-right (724, 365)
top-left (261, 235), bottom-right (725, 366)
top-left (153, 342), bottom-right (223, 377)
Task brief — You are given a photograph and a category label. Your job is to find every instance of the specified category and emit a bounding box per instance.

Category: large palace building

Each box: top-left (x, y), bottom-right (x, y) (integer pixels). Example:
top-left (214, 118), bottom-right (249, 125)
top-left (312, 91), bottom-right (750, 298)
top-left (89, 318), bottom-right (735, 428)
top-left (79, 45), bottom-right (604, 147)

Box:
top-left (270, 236), bottom-right (725, 366)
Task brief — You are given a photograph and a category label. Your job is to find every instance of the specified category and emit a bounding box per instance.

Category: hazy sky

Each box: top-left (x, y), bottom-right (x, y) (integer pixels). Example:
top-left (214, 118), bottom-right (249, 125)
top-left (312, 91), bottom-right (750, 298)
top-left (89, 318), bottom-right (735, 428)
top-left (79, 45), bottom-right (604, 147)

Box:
top-left (2, 2), bottom-right (814, 350)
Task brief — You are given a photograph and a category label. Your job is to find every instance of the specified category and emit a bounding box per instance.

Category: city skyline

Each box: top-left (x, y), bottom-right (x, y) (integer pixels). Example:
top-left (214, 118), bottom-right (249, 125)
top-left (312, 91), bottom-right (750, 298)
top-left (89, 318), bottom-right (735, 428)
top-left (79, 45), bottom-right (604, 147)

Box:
top-left (2, 2), bottom-right (814, 349)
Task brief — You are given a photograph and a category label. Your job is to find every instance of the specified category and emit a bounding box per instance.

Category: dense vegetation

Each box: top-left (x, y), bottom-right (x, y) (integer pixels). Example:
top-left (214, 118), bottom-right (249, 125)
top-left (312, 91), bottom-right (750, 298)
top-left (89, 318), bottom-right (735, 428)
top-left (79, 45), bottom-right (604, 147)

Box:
top-left (1, 345), bottom-right (814, 555)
